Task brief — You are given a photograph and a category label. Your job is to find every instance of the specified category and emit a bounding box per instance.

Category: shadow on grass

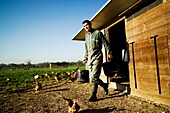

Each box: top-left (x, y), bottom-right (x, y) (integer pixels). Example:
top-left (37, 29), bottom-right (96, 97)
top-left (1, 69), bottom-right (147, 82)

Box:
top-left (80, 106), bottom-right (126, 113)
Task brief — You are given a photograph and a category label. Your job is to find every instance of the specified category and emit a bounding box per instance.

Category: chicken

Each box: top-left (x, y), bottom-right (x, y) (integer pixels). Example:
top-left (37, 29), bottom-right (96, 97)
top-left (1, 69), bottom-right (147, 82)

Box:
top-left (63, 97), bottom-right (80, 113)
top-left (62, 72), bottom-right (69, 76)
top-left (54, 72), bottom-right (62, 81)
top-left (63, 97), bottom-right (74, 113)
top-left (71, 99), bottom-right (80, 113)
top-left (6, 77), bottom-right (12, 82)
top-left (35, 80), bottom-right (42, 93)
top-left (69, 71), bottom-right (78, 83)
top-left (34, 75), bottom-right (39, 79)
top-left (45, 72), bottom-right (51, 78)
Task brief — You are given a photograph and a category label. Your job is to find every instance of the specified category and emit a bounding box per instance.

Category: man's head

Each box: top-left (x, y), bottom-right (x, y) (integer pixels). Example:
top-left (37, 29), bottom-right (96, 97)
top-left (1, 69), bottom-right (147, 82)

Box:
top-left (82, 20), bottom-right (92, 32)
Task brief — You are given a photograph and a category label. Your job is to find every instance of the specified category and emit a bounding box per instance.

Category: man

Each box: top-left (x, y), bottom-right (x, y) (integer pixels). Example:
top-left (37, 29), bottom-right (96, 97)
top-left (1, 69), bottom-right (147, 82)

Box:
top-left (82, 20), bottom-right (113, 102)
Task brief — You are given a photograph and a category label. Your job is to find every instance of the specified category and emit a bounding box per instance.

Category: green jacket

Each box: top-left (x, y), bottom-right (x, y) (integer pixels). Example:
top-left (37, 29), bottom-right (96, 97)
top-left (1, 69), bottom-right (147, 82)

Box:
top-left (84, 29), bottom-right (112, 65)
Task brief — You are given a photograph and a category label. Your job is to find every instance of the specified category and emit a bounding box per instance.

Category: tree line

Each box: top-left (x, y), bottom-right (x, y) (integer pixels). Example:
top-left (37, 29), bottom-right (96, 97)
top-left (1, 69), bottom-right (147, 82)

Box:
top-left (0, 60), bottom-right (83, 70)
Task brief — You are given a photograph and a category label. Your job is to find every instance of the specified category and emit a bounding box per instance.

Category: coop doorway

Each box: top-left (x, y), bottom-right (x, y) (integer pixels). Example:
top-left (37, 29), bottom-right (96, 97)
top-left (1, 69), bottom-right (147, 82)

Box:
top-left (108, 19), bottom-right (129, 82)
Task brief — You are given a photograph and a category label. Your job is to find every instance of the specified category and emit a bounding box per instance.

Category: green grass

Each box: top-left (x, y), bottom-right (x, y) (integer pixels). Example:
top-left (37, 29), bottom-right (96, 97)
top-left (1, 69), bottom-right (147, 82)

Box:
top-left (0, 66), bottom-right (85, 92)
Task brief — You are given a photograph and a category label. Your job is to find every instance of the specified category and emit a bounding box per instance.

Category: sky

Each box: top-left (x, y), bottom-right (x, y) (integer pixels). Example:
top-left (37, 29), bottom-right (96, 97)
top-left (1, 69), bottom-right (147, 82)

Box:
top-left (0, 0), bottom-right (107, 64)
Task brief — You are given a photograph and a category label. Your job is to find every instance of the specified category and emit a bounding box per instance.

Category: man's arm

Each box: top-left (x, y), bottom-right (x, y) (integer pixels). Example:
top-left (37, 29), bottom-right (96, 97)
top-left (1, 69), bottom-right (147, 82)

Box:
top-left (99, 32), bottom-right (113, 61)
top-left (83, 42), bottom-right (88, 63)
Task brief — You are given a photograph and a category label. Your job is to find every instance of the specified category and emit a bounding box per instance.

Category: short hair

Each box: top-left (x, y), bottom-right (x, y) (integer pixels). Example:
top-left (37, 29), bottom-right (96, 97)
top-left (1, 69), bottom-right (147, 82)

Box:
top-left (82, 20), bottom-right (91, 25)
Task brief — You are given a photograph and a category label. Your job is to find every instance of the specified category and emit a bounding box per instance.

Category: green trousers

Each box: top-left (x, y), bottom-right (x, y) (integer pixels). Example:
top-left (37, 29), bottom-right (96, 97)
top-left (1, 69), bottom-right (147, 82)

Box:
top-left (89, 58), bottom-right (103, 83)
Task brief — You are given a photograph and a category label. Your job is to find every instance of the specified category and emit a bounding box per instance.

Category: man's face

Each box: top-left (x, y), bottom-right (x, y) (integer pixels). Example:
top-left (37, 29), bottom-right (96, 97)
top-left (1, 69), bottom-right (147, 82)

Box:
top-left (83, 22), bottom-right (92, 32)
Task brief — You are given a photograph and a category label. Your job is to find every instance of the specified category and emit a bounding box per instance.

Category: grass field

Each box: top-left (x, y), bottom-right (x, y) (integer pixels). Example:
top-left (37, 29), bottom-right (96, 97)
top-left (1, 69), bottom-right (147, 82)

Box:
top-left (0, 66), bottom-right (85, 93)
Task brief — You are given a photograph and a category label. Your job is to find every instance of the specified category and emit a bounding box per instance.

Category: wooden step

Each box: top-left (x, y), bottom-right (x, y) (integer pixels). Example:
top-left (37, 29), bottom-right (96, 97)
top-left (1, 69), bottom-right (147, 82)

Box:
top-left (109, 82), bottom-right (130, 94)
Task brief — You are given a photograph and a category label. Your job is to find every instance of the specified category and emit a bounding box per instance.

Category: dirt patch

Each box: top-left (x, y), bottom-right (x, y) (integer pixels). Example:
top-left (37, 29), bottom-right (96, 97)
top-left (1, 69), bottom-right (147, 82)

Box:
top-left (0, 80), bottom-right (169, 113)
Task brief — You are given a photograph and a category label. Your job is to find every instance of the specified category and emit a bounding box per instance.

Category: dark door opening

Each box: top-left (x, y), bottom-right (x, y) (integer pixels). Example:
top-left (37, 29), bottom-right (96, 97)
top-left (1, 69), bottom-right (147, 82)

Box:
top-left (108, 19), bottom-right (129, 82)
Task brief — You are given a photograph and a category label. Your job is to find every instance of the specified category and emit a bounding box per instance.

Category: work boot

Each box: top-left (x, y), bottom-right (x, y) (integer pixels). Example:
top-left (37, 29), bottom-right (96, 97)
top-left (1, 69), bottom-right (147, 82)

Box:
top-left (89, 95), bottom-right (97, 102)
top-left (103, 83), bottom-right (109, 95)
top-left (89, 83), bottom-right (98, 102)
top-left (98, 79), bottom-right (108, 95)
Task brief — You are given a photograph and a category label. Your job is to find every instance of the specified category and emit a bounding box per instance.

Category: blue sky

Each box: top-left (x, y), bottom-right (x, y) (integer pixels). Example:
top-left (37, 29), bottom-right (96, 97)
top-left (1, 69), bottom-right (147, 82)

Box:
top-left (0, 0), bottom-right (107, 64)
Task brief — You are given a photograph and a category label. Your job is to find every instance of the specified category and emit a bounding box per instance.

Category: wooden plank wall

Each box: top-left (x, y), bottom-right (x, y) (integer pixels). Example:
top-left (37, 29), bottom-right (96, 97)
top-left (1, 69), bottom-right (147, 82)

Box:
top-left (126, 1), bottom-right (170, 106)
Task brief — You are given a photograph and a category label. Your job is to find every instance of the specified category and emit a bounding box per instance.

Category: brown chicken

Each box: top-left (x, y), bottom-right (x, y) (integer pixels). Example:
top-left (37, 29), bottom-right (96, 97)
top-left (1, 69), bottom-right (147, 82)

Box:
top-left (45, 72), bottom-right (51, 78)
top-left (63, 97), bottom-right (74, 113)
top-left (35, 80), bottom-right (42, 93)
top-left (69, 71), bottom-right (78, 83)
top-left (62, 72), bottom-right (69, 76)
top-left (54, 72), bottom-right (62, 81)
top-left (71, 99), bottom-right (80, 113)
top-left (63, 97), bottom-right (80, 113)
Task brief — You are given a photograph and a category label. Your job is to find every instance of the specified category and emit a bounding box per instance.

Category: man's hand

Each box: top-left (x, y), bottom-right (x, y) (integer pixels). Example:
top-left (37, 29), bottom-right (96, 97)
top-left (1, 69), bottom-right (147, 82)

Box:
top-left (82, 59), bottom-right (87, 64)
top-left (108, 53), bottom-right (113, 61)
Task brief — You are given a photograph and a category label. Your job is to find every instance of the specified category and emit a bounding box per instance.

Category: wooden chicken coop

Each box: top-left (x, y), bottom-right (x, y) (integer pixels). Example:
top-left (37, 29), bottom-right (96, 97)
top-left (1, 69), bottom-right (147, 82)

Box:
top-left (73, 0), bottom-right (170, 106)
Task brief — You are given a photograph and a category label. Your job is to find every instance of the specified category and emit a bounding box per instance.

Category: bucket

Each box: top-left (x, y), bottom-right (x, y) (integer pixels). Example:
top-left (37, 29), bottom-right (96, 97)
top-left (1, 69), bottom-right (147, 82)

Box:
top-left (102, 62), bottom-right (119, 77)
top-left (76, 70), bottom-right (89, 82)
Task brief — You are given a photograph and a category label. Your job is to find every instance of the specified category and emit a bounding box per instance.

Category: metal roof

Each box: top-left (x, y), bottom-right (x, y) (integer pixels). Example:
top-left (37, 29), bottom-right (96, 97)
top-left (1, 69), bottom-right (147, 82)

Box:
top-left (72, 0), bottom-right (154, 41)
